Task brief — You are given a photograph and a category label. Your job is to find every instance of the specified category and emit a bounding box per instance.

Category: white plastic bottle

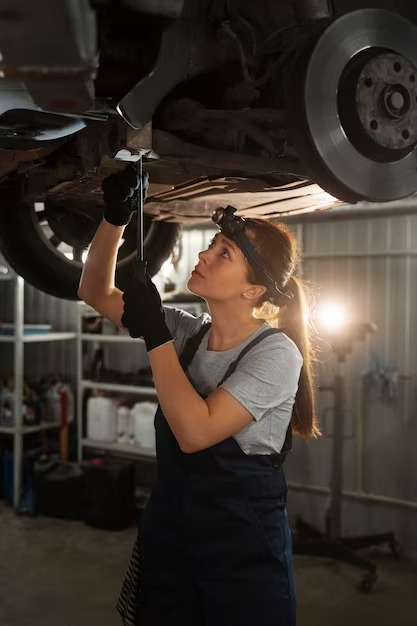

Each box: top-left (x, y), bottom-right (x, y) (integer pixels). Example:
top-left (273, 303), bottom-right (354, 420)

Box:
top-left (132, 402), bottom-right (157, 450)
top-left (86, 396), bottom-right (117, 442)
top-left (117, 405), bottom-right (131, 445)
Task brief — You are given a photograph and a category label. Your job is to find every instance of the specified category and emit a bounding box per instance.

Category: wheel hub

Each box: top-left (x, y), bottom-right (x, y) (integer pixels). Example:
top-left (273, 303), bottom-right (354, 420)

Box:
top-left (356, 53), bottom-right (417, 150)
top-left (295, 8), bottom-right (417, 202)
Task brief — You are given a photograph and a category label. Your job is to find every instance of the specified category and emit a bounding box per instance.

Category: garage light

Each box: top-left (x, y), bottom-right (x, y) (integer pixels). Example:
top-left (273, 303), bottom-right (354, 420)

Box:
top-left (317, 301), bottom-right (349, 331)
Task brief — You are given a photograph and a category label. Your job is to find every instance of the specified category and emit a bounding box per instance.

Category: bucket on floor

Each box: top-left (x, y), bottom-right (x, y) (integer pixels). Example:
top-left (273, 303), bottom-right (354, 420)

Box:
top-left (34, 459), bottom-right (85, 520)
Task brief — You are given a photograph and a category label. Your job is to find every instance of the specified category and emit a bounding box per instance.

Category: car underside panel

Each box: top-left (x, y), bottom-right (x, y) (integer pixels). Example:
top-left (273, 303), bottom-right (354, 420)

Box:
top-left (40, 155), bottom-right (340, 224)
top-left (3, 0), bottom-right (417, 302)
top-left (0, 0), bottom-right (97, 114)
top-left (143, 177), bottom-right (340, 222)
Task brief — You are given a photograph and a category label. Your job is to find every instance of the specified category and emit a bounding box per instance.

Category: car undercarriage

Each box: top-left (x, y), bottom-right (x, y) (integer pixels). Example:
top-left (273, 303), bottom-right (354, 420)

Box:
top-left (0, 0), bottom-right (417, 298)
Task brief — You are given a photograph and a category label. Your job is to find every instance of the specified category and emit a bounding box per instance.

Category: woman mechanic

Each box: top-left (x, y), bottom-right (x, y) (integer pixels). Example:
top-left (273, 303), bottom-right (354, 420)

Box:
top-left (78, 165), bottom-right (320, 626)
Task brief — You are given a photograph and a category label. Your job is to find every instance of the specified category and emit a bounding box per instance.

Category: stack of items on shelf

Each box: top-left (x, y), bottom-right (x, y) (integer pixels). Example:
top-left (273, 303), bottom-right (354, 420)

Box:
top-left (0, 322), bottom-right (52, 336)
top-left (87, 396), bottom-right (158, 450)
top-left (85, 346), bottom-right (154, 387)
top-left (0, 376), bottom-right (74, 428)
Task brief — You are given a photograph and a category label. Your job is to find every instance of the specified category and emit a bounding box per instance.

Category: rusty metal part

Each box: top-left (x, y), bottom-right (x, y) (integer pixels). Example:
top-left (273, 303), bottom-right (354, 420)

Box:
top-left (142, 178), bottom-right (335, 222)
top-left (126, 122), bottom-right (153, 153)
top-left (160, 99), bottom-right (287, 158)
top-left (161, 100), bottom-right (287, 130)
top-left (0, 146), bottom-right (58, 179)
top-left (17, 118), bottom-right (127, 202)
top-left (153, 129), bottom-right (304, 177)
top-left (356, 53), bottom-right (417, 150)
top-left (0, 0), bottom-right (97, 113)
top-left (2, 66), bottom-right (96, 81)
top-left (75, 118), bottom-right (128, 171)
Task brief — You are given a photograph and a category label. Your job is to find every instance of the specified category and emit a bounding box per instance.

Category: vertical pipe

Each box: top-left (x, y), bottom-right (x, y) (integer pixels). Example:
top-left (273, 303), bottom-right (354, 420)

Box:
top-left (13, 276), bottom-right (24, 509)
top-left (356, 374), bottom-right (365, 493)
top-left (357, 221), bottom-right (372, 494)
top-left (328, 357), bottom-right (345, 539)
top-left (384, 221), bottom-right (391, 363)
top-left (75, 302), bottom-right (83, 463)
top-left (403, 217), bottom-right (411, 423)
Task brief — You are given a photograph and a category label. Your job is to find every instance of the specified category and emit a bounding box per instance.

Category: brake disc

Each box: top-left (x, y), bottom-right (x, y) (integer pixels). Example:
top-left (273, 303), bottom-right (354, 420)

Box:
top-left (286, 9), bottom-right (417, 203)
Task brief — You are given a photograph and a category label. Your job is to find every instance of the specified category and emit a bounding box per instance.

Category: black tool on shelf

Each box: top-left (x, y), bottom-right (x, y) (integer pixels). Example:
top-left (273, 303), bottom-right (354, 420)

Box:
top-left (292, 322), bottom-right (400, 593)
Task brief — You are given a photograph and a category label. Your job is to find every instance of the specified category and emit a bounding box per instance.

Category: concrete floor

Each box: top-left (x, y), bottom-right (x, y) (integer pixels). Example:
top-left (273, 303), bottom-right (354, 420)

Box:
top-left (1, 503), bottom-right (416, 626)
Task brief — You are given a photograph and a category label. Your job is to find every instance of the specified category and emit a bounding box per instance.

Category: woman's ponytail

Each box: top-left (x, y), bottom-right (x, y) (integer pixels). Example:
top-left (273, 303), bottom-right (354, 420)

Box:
top-left (246, 217), bottom-right (320, 439)
top-left (278, 275), bottom-right (320, 439)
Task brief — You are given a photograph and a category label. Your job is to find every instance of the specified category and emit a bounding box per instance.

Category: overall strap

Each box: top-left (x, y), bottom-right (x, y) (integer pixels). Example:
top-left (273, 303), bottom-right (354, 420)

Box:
top-left (179, 323), bottom-right (212, 371)
top-left (217, 327), bottom-right (283, 387)
top-left (216, 326), bottom-right (293, 458)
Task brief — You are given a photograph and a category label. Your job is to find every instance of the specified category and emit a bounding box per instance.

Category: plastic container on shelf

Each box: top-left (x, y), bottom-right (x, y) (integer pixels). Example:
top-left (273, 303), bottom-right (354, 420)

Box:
top-left (0, 387), bottom-right (14, 426)
top-left (116, 405), bottom-right (133, 445)
top-left (86, 396), bottom-right (117, 443)
top-left (131, 402), bottom-right (157, 450)
top-left (44, 382), bottom-right (74, 424)
top-left (45, 383), bottom-right (61, 423)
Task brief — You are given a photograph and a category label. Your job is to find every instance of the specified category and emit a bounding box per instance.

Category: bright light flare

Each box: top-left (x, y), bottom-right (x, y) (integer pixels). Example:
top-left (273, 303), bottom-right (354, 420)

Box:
top-left (317, 302), bottom-right (349, 331)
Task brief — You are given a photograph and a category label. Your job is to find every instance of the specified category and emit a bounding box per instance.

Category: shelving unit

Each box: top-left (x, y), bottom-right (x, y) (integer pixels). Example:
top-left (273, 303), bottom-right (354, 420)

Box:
top-left (0, 423), bottom-right (63, 435)
top-left (80, 438), bottom-right (156, 460)
top-left (76, 303), bottom-right (158, 463)
top-left (0, 274), bottom-right (77, 508)
top-left (75, 299), bottom-right (204, 464)
top-left (81, 380), bottom-right (157, 395)
top-left (0, 332), bottom-right (76, 343)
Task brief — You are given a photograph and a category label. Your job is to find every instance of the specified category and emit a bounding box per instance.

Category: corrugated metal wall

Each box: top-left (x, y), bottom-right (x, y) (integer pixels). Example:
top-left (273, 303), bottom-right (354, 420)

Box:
top-left (286, 215), bottom-right (417, 550)
top-left (0, 260), bottom-right (78, 386)
top-left (22, 284), bottom-right (78, 384)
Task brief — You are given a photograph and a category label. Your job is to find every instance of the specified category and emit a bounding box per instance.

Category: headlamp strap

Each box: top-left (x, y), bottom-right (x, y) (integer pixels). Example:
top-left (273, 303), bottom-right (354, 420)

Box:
top-left (212, 206), bottom-right (294, 303)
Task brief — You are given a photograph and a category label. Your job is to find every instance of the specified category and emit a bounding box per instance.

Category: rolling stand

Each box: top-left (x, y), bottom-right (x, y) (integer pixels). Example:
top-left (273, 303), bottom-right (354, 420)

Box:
top-left (292, 323), bottom-right (400, 592)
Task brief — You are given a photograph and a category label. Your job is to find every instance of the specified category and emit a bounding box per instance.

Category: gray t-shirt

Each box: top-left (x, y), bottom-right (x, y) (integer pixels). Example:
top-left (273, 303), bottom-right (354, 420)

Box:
top-left (164, 307), bottom-right (303, 455)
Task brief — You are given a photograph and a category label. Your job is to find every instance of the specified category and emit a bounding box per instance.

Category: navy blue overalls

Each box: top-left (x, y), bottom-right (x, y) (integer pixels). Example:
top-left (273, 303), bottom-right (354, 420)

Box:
top-left (137, 323), bottom-right (296, 626)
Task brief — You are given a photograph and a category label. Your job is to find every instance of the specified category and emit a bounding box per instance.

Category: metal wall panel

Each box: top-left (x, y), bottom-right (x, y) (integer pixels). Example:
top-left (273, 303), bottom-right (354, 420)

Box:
top-left (288, 214), bottom-right (417, 548)
top-left (0, 261), bottom-right (78, 387)
top-left (22, 284), bottom-right (78, 384)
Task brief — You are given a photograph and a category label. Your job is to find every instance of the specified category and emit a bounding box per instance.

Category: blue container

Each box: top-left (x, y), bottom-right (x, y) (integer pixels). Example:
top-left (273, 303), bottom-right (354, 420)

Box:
top-left (2, 449), bottom-right (39, 513)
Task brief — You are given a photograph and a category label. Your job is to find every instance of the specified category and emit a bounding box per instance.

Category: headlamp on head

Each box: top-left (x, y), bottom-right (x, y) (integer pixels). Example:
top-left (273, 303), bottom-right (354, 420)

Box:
top-left (211, 206), bottom-right (294, 304)
top-left (212, 205), bottom-right (247, 237)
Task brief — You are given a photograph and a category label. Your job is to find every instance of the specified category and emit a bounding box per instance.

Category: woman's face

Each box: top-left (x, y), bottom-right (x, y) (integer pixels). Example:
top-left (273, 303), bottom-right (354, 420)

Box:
top-left (187, 233), bottom-right (255, 302)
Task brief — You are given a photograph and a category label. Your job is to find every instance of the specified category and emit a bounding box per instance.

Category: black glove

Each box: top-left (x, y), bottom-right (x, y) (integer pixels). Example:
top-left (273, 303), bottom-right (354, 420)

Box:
top-left (102, 164), bottom-right (149, 226)
top-left (121, 271), bottom-right (173, 352)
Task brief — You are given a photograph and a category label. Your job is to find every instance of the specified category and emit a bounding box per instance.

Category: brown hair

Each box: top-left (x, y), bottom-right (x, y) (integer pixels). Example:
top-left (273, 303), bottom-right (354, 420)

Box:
top-left (245, 219), bottom-right (320, 439)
